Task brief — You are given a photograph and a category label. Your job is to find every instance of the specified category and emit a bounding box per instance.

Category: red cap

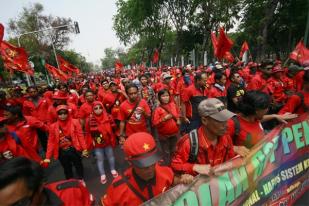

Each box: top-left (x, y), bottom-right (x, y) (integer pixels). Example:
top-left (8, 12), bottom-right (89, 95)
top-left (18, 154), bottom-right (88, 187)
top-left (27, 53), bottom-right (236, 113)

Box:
top-left (123, 132), bottom-right (161, 168)
top-left (272, 65), bottom-right (284, 73)
top-left (56, 105), bottom-right (69, 112)
top-left (52, 91), bottom-right (68, 100)
top-left (176, 69), bottom-right (182, 74)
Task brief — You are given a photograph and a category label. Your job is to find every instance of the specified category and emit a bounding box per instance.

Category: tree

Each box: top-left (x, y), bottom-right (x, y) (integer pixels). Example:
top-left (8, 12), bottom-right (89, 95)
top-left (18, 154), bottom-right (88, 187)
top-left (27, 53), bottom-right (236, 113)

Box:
top-left (100, 48), bottom-right (117, 69)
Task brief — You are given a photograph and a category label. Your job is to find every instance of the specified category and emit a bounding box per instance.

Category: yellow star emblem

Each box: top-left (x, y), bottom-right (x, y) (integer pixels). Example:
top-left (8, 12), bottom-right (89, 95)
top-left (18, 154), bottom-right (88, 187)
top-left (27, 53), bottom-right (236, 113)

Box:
top-left (143, 143), bottom-right (150, 151)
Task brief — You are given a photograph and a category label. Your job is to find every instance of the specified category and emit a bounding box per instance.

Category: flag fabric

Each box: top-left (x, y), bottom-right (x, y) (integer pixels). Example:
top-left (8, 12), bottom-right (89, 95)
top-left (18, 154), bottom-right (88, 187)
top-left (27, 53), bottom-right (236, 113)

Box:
top-left (210, 32), bottom-right (218, 56)
top-left (57, 55), bottom-right (80, 74)
top-left (152, 49), bottom-right (159, 64)
top-left (45, 63), bottom-right (69, 82)
top-left (114, 59), bottom-right (123, 74)
top-left (0, 23), bottom-right (4, 44)
top-left (289, 40), bottom-right (309, 66)
top-left (0, 41), bottom-right (33, 75)
top-left (239, 41), bottom-right (249, 58)
top-left (223, 51), bottom-right (234, 63)
top-left (216, 27), bottom-right (234, 59)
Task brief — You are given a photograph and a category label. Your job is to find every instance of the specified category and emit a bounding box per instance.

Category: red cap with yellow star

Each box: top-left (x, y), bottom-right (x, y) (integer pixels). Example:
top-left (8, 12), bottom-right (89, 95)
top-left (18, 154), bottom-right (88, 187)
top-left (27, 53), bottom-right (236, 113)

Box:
top-left (123, 132), bottom-right (161, 168)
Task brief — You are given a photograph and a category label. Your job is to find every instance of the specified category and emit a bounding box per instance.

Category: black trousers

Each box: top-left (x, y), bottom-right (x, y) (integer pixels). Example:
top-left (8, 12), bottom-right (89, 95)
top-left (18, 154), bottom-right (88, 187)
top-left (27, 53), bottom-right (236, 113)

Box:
top-left (37, 129), bottom-right (48, 152)
top-left (58, 148), bottom-right (84, 179)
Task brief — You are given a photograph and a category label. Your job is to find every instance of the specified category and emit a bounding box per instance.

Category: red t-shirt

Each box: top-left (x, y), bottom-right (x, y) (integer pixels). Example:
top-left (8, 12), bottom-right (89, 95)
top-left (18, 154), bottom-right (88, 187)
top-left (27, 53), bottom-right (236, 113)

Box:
top-left (22, 97), bottom-right (50, 123)
top-left (279, 91), bottom-right (309, 115)
top-left (97, 88), bottom-right (110, 102)
top-left (118, 99), bottom-right (151, 136)
top-left (181, 84), bottom-right (208, 119)
top-left (152, 102), bottom-right (180, 138)
top-left (103, 92), bottom-right (126, 120)
top-left (78, 102), bottom-right (93, 119)
top-left (267, 77), bottom-right (287, 103)
top-left (208, 84), bottom-right (227, 103)
top-left (247, 72), bottom-right (269, 94)
top-left (227, 115), bottom-right (264, 148)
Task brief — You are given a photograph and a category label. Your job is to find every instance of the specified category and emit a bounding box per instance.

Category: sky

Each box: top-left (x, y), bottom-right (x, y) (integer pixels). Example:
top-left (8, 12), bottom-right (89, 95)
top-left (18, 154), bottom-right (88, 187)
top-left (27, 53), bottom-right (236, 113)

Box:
top-left (0, 0), bottom-right (122, 65)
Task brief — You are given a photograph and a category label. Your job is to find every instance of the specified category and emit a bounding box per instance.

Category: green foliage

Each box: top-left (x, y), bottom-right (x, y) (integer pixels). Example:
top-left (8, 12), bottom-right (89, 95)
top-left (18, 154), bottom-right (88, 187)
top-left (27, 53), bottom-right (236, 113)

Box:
top-left (112, 0), bottom-right (308, 63)
top-left (3, 3), bottom-right (93, 77)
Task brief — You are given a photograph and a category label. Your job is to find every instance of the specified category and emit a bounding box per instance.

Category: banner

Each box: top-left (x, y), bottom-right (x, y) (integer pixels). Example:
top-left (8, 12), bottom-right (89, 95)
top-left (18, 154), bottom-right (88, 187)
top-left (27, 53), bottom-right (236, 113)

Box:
top-left (144, 114), bottom-right (309, 206)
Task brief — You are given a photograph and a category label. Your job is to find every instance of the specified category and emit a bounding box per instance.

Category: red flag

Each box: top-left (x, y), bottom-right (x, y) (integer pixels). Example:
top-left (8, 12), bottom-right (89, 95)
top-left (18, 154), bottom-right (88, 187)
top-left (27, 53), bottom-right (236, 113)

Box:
top-left (216, 27), bottom-right (234, 59)
top-left (211, 32), bottom-right (218, 56)
top-left (0, 41), bottom-right (33, 75)
top-left (114, 59), bottom-right (123, 74)
top-left (0, 23), bottom-right (4, 44)
top-left (289, 40), bottom-right (309, 66)
top-left (152, 49), bottom-right (159, 64)
top-left (239, 41), bottom-right (249, 58)
top-left (57, 55), bottom-right (80, 74)
top-left (45, 63), bottom-right (69, 82)
top-left (223, 51), bottom-right (234, 63)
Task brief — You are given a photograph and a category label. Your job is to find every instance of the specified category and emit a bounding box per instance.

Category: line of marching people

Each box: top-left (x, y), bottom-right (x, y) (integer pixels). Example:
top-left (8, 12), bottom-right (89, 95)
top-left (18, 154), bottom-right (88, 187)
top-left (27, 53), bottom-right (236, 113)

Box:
top-left (0, 58), bottom-right (308, 205)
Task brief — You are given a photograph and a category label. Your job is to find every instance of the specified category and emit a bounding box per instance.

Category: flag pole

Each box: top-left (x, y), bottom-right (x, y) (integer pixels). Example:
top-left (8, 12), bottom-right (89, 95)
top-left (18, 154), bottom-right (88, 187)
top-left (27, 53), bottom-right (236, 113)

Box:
top-left (17, 37), bottom-right (31, 86)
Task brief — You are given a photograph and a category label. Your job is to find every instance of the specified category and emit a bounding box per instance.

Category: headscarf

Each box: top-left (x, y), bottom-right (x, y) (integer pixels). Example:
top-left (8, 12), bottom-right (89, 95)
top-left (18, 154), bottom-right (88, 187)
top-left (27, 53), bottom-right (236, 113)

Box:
top-left (56, 105), bottom-right (72, 136)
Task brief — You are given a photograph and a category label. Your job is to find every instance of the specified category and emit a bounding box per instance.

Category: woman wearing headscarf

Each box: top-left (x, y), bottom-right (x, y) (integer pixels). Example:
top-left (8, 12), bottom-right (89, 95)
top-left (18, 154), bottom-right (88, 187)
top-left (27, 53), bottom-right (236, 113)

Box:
top-left (85, 101), bottom-right (118, 184)
top-left (43, 105), bottom-right (89, 180)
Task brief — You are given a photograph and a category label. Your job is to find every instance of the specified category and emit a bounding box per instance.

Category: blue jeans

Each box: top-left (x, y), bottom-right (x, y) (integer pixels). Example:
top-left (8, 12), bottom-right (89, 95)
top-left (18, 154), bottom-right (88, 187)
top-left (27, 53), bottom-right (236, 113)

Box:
top-left (94, 147), bottom-right (115, 176)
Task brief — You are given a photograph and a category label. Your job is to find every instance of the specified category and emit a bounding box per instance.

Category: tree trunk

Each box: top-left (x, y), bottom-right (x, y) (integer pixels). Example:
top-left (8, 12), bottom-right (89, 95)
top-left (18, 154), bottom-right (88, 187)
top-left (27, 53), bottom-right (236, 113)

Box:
top-left (261, 0), bottom-right (280, 57)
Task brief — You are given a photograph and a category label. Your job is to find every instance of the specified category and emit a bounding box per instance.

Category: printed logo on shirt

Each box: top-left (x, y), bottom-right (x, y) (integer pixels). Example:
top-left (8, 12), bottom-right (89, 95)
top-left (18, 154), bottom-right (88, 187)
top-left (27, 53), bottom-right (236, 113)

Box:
top-left (2, 150), bottom-right (13, 159)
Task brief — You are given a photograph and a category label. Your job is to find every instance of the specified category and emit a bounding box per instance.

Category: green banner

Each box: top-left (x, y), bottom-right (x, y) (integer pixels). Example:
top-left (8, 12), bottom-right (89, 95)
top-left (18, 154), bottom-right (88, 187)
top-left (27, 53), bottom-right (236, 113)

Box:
top-left (143, 114), bottom-right (309, 206)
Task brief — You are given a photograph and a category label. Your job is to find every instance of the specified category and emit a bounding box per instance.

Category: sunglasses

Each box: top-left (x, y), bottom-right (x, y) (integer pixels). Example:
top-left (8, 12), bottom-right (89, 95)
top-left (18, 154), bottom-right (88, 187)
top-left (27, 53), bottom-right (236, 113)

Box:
top-left (58, 111), bottom-right (68, 115)
top-left (94, 107), bottom-right (103, 110)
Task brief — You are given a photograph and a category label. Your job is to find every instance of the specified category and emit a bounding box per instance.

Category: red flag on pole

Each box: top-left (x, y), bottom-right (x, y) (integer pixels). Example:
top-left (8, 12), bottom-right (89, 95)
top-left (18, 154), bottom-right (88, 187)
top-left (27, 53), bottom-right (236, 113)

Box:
top-left (45, 63), bottom-right (69, 82)
top-left (152, 49), bottom-right (159, 64)
top-left (216, 27), bottom-right (234, 60)
top-left (239, 41), bottom-right (249, 58)
top-left (210, 32), bottom-right (218, 56)
top-left (289, 40), bottom-right (309, 66)
top-left (114, 59), bottom-right (123, 74)
top-left (0, 41), bottom-right (33, 75)
top-left (0, 23), bottom-right (4, 44)
top-left (57, 55), bottom-right (80, 74)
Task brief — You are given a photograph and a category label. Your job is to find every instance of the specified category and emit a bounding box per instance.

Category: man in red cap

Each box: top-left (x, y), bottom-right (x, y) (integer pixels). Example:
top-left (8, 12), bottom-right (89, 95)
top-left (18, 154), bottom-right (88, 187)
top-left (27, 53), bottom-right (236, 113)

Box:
top-left (102, 132), bottom-right (193, 206)
top-left (171, 98), bottom-right (238, 176)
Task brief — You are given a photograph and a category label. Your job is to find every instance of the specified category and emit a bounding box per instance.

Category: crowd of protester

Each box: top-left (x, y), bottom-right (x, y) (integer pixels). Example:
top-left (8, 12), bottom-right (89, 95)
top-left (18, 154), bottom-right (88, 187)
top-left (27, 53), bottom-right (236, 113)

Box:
top-left (0, 59), bottom-right (308, 205)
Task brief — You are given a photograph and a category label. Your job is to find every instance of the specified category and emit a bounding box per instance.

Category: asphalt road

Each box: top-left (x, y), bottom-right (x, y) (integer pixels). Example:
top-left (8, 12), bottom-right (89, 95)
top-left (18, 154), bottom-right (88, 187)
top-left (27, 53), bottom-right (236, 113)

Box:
top-left (45, 145), bottom-right (129, 205)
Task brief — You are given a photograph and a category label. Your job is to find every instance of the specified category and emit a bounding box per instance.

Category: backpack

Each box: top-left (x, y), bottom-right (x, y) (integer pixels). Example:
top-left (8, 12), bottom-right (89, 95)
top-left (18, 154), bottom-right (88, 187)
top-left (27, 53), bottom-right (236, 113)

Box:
top-left (188, 129), bottom-right (199, 163)
top-left (231, 116), bottom-right (240, 142)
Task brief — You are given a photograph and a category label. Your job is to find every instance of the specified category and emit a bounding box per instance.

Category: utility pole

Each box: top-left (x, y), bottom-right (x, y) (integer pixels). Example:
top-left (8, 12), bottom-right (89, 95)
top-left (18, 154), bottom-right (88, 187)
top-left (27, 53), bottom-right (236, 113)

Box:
top-left (17, 22), bottom-right (80, 85)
